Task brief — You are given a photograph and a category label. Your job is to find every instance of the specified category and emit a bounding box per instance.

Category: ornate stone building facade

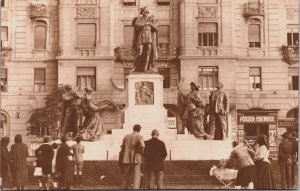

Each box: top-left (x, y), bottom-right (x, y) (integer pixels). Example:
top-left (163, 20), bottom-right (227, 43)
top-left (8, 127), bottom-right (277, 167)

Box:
top-left (1, 0), bottom-right (298, 157)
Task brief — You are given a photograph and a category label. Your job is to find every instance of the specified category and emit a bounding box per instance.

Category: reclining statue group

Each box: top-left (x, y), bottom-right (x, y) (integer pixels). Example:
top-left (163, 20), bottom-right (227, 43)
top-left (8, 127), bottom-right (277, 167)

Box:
top-left (58, 7), bottom-right (229, 141)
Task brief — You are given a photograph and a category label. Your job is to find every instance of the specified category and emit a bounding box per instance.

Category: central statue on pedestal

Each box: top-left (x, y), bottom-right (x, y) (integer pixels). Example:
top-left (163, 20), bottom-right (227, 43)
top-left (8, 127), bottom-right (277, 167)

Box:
top-left (132, 7), bottom-right (158, 73)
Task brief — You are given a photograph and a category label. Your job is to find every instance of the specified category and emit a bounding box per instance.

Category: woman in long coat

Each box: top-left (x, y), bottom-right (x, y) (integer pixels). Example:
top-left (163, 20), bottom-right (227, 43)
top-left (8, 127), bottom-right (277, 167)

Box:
top-left (10, 134), bottom-right (28, 190)
top-left (1, 136), bottom-right (12, 189)
top-left (56, 136), bottom-right (73, 190)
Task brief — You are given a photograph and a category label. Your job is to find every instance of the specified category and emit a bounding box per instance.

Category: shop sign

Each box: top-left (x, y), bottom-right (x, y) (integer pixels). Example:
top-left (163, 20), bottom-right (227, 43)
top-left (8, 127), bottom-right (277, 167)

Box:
top-left (237, 115), bottom-right (277, 124)
top-left (278, 119), bottom-right (295, 128)
top-left (168, 117), bottom-right (176, 128)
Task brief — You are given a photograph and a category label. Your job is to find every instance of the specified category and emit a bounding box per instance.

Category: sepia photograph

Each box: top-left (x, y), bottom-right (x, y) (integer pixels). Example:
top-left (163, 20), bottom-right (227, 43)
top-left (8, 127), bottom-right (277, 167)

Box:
top-left (0, 0), bottom-right (299, 190)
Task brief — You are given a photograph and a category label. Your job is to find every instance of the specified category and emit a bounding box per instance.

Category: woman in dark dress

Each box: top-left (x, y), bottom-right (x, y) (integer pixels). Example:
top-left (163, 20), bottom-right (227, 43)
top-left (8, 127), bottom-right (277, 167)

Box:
top-left (56, 136), bottom-right (73, 190)
top-left (1, 137), bottom-right (12, 189)
top-left (10, 135), bottom-right (29, 190)
top-left (254, 134), bottom-right (276, 189)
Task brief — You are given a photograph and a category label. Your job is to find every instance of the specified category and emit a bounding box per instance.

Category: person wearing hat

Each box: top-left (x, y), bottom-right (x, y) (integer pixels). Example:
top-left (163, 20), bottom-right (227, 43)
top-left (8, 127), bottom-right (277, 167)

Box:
top-left (278, 132), bottom-right (292, 189)
top-left (290, 131), bottom-right (298, 188)
top-left (208, 81), bottom-right (229, 140)
top-left (178, 82), bottom-right (207, 139)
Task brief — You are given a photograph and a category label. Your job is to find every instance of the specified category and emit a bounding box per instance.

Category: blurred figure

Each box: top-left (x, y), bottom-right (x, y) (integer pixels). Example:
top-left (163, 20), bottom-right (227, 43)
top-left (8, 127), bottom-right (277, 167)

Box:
top-left (35, 137), bottom-right (54, 190)
top-left (143, 129), bottom-right (167, 189)
top-left (56, 136), bottom-right (73, 190)
top-left (278, 132), bottom-right (292, 189)
top-left (10, 134), bottom-right (29, 190)
top-left (254, 134), bottom-right (275, 189)
top-left (1, 137), bottom-right (12, 189)
top-left (290, 131), bottom-right (298, 188)
top-left (71, 136), bottom-right (85, 187)
top-left (121, 124), bottom-right (145, 189)
top-left (51, 143), bottom-right (59, 189)
top-left (225, 141), bottom-right (255, 189)
top-left (33, 151), bottom-right (43, 189)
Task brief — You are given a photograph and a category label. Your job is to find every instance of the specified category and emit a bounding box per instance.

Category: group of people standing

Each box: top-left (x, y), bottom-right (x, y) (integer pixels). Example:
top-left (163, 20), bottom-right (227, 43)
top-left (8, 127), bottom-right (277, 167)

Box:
top-left (226, 131), bottom-right (298, 189)
top-left (0, 134), bottom-right (85, 190)
top-left (119, 124), bottom-right (167, 189)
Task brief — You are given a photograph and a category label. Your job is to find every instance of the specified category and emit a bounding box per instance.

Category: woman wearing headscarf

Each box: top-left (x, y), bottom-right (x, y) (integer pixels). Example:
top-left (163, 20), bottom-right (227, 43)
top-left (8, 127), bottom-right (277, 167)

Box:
top-left (1, 137), bottom-right (12, 189)
top-left (254, 134), bottom-right (276, 189)
top-left (56, 136), bottom-right (73, 190)
top-left (10, 134), bottom-right (28, 190)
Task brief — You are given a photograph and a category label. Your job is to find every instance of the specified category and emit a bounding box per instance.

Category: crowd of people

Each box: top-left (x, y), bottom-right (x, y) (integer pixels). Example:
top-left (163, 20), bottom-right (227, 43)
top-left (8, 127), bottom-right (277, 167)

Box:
top-left (0, 128), bottom-right (298, 190)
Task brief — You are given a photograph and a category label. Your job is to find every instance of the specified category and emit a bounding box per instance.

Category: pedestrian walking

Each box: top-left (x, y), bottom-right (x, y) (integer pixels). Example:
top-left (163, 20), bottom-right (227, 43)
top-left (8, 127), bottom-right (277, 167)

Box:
top-left (225, 141), bottom-right (256, 189)
top-left (51, 143), bottom-right (59, 189)
top-left (10, 134), bottom-right (29, 190)
top-left (56, 136), bottom-right (73, 190)
top-left (35, 137), bottom-right (54, 190)
top-left (143, 129), bottom-right (167, 189)
top-left (1, 137), bottom-right (12, 189)
top-left (290, 131), bottom-right (298, 188)
top-left (278, 132), bottom-right (292, 189)
top-left (121, 124), bottom-right (145, 189)
top-left (254, 134), bottom-right (276, 189)
top-left (33, 150), bottom-right (43, 189)
top-left (71, 136), bottom-right (85, 187)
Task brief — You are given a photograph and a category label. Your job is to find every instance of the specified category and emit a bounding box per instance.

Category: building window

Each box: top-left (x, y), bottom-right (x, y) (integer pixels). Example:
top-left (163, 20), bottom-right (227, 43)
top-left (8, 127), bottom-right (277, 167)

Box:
top-left (1, 0), bottom-right (4, 7)
top-left (34, 22), bottom-right (47, 49)
top-left (123, 0), bottom-right (136, 6)
top-left (76, 23), bottom-right (96, 48)
top-left (248, 24), bottom-right (260, 48)
top-left (198, 66), bottom-right (218, 90)
top-left (124, 25), bottom-right (134, 48)
top-left (158, 68), bottom-right (171, 88)
top-left (77, 67), bottom-right (96, 91)
top-left (249, 67), bottom-right (261, 90)
top-left (34, 68), bottom-right (46, 92)
top-left (288, 67), bottom-right (298, 90)
top-left (157, 0), bottom-right (170, 6)
top-left (1, 68), bottom-right (7, 92)
top-left (287, 26), bottom-right (299, 46)
top-left (198, 23), bottom-right (218, 47)
top-left (158, 25), bottom-right (170, 49)
top-left (1, 26), bottom-right (8, 48)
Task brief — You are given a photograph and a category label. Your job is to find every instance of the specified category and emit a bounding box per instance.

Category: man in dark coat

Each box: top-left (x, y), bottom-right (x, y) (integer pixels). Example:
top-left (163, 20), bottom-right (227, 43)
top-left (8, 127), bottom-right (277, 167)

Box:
top-left (143, 129), bottom-right (167, 189)
top-left (1, 137), bottom-right (12, 189)
top-left (35, 137), bottom-right (54, 190)
top-left (278, 132), bottom-right (292, 189)
top-left (121, 124), bottom-right (145, 189)
top-left (290, 131), bottom-right (298, 188)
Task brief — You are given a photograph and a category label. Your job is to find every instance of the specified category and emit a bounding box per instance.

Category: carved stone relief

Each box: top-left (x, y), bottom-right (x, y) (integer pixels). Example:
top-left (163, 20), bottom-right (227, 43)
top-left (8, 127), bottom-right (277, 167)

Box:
top-left (198, 6), bottom-right (218, 18)
top-left (287, 8), bottom-right (298, 20)
top-left (135, 81), bottom-right (154, 105)
top-left (76, 7), bottom-right (96, 18)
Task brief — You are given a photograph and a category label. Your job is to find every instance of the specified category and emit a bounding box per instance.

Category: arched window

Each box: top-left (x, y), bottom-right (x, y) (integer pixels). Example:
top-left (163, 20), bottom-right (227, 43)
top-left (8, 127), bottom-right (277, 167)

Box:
top-left (0, 112), bottom-right (9, 137)
top-left (287, 108), bottom-right (298, 119)
top-left (34, 21), bottom-right (47, 49)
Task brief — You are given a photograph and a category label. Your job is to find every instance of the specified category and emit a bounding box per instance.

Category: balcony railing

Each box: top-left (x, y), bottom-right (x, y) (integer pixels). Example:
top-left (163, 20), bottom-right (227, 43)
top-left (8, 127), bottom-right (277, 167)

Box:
top-left (30, 4), bottom-right (50, 18)
top-left (114, 47), bottom-right (179, 62)
top-left (282, 45), bottom-right (299, 65)
top-left (243, 2), bottom-right (264, 17)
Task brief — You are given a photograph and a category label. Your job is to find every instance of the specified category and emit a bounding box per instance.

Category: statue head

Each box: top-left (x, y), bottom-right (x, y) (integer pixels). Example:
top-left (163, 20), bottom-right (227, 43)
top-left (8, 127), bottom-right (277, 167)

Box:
top-left (216, 82), bottom-right (224, 90)
top-left (190, 82), bottom-right (200, 91)
top-left (64, 84), bottom-right (72, 91)
top-left (84, 87), bottom-right (93, 94)
top-left (140, 6), bottom-right (149, 16)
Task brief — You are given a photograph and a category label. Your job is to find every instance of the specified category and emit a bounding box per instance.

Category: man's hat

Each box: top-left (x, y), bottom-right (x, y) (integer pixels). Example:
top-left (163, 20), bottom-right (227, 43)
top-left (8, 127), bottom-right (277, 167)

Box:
top-left (281, 132), bottom-right (290, 139)
top-left (84, 87), bottom-right (93, 92)
top-left (190, 82), bottom-right (201, 91)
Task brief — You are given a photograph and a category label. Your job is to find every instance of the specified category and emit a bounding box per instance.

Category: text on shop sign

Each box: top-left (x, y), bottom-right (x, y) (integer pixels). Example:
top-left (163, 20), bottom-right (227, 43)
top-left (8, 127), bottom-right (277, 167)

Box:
top-left (238, 115), bottom-right (276, 124)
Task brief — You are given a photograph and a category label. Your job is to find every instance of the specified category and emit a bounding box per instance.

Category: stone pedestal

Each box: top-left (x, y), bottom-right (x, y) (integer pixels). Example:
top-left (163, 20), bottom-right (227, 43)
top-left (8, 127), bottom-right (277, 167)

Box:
top-left (117, 74), bottom-right (169, 137)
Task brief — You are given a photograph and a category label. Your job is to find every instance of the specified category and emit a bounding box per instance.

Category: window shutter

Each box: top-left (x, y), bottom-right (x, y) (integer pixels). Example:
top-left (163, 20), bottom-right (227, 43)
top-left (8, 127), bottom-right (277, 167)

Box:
top-left (1, 27), bottom-right (8, 41)
top-left (248, 24), bottom-right (260, 42)
top-left (34, 69), bottom-right (45, 83)
top-left (124, 25), bottom-right (134, 48)
top-left (158, 25), bottom-right (170, 43)
top-left (198, 23), bottom-right (217, 33)
top-left (34, 25), bottom-right (47, 49)
top-left (77, 67), bottom-right (96, 76)
top-left (76, 24), bottom-right (96, 48)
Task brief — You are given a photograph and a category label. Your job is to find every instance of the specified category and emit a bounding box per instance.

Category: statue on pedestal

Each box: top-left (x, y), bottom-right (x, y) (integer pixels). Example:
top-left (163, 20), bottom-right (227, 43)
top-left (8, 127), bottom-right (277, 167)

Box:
top-left (132, 7), bottom-right (158, 73)
top-left (178, 82), bottom-right (208, 139)
top-left (208, 82), bottom-right (229, 140)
